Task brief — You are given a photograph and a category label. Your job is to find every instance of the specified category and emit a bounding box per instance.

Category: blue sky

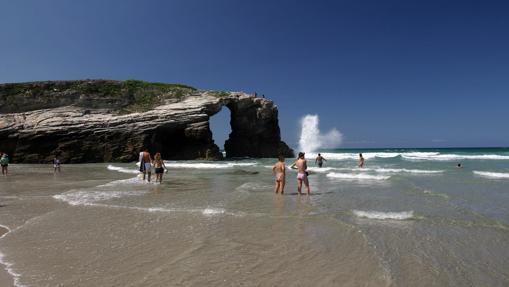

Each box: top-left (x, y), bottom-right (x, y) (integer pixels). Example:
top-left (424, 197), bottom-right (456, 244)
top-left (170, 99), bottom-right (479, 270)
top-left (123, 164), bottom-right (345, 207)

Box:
top-left (1, 0), bottom-right (508, 148)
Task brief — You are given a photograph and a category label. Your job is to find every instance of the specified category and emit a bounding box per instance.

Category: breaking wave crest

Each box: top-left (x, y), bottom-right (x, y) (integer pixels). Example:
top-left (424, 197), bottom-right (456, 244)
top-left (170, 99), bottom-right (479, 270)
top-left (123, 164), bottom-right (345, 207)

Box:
top-left (107, 165), bottom-right (139, 174)
top-left (164, 162), bottom-right (257, 169)
top-left (473, 171), bottom-right (509, 179)
top-left (326, 173), bottom-right (390, 181)
top-left (353, 210), bottom-right (414, 220)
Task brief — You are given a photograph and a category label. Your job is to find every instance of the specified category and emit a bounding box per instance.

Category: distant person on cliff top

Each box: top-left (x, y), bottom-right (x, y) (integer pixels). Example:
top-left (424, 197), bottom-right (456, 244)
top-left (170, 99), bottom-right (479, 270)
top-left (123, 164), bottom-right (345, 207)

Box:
top-left (358, 153), bottom-right (365, 168)
top-left (315, 153), bottom-right (327, 168)
top-left (1, 153), bottom-right (9, 175)
top-left (53, 156), bottom-right (61, 173)
top-left (291, 152), bottom-right (310, 195)
top-left (139, 148), bottom-right (153, 182)
top-left (152, 152), bottom-right (168, 184)
top-left (272, 155), bottom-right (286, 194)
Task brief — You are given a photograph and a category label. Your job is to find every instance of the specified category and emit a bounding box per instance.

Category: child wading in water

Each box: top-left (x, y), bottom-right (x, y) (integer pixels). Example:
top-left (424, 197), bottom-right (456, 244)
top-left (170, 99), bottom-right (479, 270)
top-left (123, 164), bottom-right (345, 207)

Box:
top-left (152, 152), bottom-right (168, 183)
top-left (272, 155), bottom-right (286, 194)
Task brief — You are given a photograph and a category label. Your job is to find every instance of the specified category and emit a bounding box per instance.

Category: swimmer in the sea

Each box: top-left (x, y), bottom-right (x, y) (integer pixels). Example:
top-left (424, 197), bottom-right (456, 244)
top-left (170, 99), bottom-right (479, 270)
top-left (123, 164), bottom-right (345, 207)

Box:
top-left (315, 153), bottom-right (327, 168)
top-left (291, 152), bottom-right (310, 195)
top-left (358, 153), bottom-right (365, 168)
top-left (272, 155), bottom-right (286, 194)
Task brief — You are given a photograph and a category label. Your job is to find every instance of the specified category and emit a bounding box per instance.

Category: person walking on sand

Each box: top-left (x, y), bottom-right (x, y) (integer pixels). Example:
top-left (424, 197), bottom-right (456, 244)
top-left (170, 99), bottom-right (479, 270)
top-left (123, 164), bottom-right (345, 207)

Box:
top-left (358, 153), bottom-right (365, 168)
top-left (1, 153), bottom-right (9, 175)
top-left (152, 152), bottom-right (168, 184)
top-left (291, 152), bottom-right (310, 195)
top-left (315, 153), bottom-right (327, 168)
top-left (139, 148), bottom-right (153, 182)
top-left (53, 156), bottom-right (61, 173)
top-left (272, 155), bottom-right (286, 194)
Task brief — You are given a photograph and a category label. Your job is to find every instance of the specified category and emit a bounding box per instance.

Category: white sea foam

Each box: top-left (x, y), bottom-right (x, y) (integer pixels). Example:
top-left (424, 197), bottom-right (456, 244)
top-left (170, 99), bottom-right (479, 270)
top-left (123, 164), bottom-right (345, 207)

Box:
top-left (164, 162), bottom-right (257, 169)
top-left (0, 224), bottom-right (27, 287)
top-left (373, 168), bottom-right (444, 174)
top-left (298, 115), bottom-right (342, 153)
top-left (326, 173), bottom-right (390, 181)
top-left (107, 165), bottom-right (139, 174)
top-left (202, 208), bottom-right (226, 216)
top-left (235, 182), bottom-right (272, 192)
top-left (53, 188), bottom-right (145, 206)
top-left (306, 167), bottom-right (337, 173)
top-left (353, 210), bottom-right (414, 220)
top-left (402, 154), bottom-right (509, 161)
top-left (304, 151), bottom-right (509, 162)
top-left (54, 177), bottom-right (146, 206)
top-left (473, 171), bottom-right (509, 179)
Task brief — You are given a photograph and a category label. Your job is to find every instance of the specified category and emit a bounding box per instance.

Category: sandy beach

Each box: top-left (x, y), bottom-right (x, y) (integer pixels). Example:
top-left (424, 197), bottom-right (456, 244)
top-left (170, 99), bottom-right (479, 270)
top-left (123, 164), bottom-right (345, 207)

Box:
top-left (1, 149), bottom-right (509, 286)
top-left (1, 226), bottom-right (14, 287)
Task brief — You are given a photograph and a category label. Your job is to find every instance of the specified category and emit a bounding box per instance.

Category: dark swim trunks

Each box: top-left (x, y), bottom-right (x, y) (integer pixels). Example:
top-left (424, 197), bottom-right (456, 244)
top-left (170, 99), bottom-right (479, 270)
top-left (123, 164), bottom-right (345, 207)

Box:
top-left (155, 167), bottom-right (164, 174)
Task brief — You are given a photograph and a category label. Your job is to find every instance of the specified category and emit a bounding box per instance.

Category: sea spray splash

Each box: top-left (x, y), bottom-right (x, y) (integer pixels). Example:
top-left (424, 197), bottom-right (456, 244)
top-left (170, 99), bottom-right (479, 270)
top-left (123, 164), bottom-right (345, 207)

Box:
top-left (298, 115), bottom-right (342, 153)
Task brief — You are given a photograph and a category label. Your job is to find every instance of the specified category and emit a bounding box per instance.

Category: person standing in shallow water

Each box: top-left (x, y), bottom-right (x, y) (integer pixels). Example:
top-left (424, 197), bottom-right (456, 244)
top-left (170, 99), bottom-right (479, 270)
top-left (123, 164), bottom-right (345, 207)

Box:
top-left (139, 148), bottom-right (153, 182)
top-left (291, 152), bottom-right (310, 195)
top-left (272, 155), bottom-right (286, 194)
top-left (315, 153), bottom-right (327, 168)
top-left (152, 152), bottom-right (167, 183)
top-left (53, 156), bottom-right (61, 173)
top-left (0, 153), bottom-right (9, 175)
top-left (358, 153), bottom-right (365, 168)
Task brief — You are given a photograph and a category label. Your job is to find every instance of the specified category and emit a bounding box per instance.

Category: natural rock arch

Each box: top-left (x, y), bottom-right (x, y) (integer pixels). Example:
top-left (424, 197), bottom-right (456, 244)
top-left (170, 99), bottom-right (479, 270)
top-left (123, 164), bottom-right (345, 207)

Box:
top-left (0, 80), bottom-right (293, 163)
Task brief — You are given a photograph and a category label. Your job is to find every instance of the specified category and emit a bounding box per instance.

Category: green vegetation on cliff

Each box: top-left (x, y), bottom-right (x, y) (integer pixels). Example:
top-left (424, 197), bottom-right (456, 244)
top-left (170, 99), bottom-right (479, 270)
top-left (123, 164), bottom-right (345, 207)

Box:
top-left (0, 79), bottom-right (201, 114)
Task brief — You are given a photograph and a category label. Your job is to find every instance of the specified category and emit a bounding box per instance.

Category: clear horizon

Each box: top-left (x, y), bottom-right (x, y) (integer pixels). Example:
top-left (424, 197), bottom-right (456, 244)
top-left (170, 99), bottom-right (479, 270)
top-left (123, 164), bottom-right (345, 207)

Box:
top-left (1, 0), bottom-right (508, 148)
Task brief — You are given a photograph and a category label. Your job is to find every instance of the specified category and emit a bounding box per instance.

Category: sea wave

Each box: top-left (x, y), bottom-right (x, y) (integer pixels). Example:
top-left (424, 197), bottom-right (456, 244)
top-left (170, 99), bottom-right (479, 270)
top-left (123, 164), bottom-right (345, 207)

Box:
top-left (373, 168), bottom-right (444, 174)
top-left (473, 171), bottom-right (509, 179)
top-left (107, 165), bottom-right (139, 174)
top-left (353, 210), bottom-right (414, 220)
top-left (326, 173), bottom-right (390, 180)
top-left (402, 154), bottom-right (509, 161)
top-left (53, 177), bottom-right (146, 206)
top-left (164, 162), bottom-right (257, 169)
top-left (0, 224), bottom-right (26, 287)
top-left (305, 151), bottom-right (509, 161)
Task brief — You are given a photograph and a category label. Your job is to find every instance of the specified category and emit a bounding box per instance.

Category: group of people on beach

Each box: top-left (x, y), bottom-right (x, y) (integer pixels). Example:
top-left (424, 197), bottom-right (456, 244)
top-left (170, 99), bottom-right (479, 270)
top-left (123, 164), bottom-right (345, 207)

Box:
top-left (272, 152), bottom-right (366, 195)
top-left (139, 148), bottom-right (168, 183)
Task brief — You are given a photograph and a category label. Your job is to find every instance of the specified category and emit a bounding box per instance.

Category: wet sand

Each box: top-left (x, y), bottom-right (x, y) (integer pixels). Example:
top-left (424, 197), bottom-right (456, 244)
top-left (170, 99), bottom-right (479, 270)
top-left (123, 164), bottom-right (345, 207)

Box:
top-left (1, 226), bottom-right (14, 287)
top-left (1, 161), bottom-right (509, 286)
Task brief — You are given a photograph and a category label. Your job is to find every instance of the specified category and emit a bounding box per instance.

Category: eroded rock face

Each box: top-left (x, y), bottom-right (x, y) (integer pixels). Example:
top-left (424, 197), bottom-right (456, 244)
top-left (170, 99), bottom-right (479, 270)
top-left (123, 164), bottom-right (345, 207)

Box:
top-left (0, 80), bottom-right (293, 163)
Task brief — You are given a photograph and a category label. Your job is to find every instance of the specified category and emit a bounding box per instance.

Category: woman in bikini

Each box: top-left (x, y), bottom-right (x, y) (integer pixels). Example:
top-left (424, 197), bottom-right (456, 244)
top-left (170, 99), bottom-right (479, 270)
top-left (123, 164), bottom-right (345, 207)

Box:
top-left (152, 152), bottom-right (168, 184)
top-left (272, 155), bottom-right (286, 194)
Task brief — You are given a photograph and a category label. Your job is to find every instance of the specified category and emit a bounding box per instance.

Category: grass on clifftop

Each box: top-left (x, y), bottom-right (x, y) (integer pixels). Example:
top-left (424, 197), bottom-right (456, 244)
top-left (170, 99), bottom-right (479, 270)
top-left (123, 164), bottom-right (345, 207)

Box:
top-left (0, 79), bottom-right (233, 114)
top-left (119, 80), bottom-right (198, 114)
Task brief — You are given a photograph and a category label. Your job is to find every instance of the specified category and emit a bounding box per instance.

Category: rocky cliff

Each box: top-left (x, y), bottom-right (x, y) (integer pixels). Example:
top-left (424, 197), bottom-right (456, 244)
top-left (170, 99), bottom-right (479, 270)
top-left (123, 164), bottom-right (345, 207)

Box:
top-left (0, 80), bottom-right (293, 163)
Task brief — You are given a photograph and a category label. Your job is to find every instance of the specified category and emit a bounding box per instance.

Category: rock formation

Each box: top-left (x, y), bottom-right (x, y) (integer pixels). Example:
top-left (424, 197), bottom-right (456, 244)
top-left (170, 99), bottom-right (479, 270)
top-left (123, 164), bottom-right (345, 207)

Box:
top-left (0, 80), bottom-right (293, 163)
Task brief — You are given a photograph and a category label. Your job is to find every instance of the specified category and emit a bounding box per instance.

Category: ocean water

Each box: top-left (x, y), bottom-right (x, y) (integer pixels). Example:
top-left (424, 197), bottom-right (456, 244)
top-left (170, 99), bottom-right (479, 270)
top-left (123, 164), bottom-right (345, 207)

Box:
top-left (1, 148), bottom-right (509, 286)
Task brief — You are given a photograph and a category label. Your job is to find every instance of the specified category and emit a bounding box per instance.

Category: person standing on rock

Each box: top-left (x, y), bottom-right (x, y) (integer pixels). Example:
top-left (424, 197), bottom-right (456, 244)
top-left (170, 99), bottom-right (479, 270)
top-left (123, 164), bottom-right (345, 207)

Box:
top-left (0, 152), bottom-right (9, 175)
top-left (139, 148), bottom-right (153, 182)
top-left (291, 152), bottom-right (310, 195)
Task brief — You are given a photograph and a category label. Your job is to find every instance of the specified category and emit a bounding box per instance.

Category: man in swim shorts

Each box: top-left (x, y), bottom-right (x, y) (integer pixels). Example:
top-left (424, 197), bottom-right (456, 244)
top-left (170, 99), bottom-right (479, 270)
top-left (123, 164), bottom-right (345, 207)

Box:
top-left (291, 152), bottom-right (310, 195)
top-left (139, 148), bottom-right (153, 182)
top-left (272, 155), bottom-right (286, 194)
top-left (315, 153), bottom-right (327, 168)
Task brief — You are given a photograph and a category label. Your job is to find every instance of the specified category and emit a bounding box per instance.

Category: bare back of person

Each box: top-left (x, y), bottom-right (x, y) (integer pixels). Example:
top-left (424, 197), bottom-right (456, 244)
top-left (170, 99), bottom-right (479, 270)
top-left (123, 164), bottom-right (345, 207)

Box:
top-left (291, 156), bottom-right (310, 195)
